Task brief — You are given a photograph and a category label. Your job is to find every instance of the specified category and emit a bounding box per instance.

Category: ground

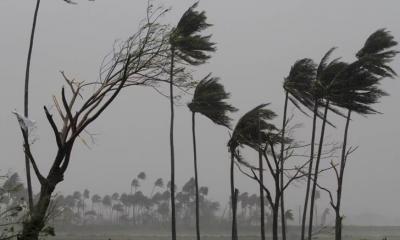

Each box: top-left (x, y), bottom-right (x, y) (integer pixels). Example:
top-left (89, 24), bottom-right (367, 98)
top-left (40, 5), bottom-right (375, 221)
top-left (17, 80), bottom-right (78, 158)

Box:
top-left (49, 226), bottom-right (400, 240)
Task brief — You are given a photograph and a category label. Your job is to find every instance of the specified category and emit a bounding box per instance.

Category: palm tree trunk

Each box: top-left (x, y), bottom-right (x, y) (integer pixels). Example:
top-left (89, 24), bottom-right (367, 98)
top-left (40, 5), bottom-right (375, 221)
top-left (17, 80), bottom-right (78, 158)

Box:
top-left (258, 116), bottom-right (266, 240)
top-left (24, 0), bottom-right (41, 213)
top-left (191, 112), bottom-right (201, 240)
top-left (335, 109), bottom-right (351, 240)
top-left (280, 91), bottom-right (289, 240)
top-left (230, 151), bottom-right (238, 240)
top-left (301, 101), bottom-right (318, 240)
top-left (169, 48), bottom-right (177, 240)
top-left (308, 100), bottom-right (330, 240)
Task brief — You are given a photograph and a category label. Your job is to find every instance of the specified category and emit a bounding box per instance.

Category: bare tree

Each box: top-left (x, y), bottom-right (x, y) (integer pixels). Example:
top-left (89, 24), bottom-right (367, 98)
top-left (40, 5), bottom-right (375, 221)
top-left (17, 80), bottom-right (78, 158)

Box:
top-left (14, 5), bottom-right (174, 240)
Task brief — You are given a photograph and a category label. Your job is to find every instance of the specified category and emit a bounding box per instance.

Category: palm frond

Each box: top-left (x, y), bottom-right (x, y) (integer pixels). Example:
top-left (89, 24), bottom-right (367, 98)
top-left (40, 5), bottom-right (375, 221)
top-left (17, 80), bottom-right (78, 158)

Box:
top-left (228, 104), bottom-right (279, 152)
top-left (356, 28), bottom-right (398, 78)
top-left (188, 74), bottom-right (237, 128)
top-left (171, 2), bottom-right (216, 65)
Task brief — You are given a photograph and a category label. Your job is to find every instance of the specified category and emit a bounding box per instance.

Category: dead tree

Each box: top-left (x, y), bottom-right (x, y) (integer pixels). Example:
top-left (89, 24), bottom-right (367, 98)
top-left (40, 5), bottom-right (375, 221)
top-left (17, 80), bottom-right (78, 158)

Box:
top-left (14, 6), bottom-right (176, 240)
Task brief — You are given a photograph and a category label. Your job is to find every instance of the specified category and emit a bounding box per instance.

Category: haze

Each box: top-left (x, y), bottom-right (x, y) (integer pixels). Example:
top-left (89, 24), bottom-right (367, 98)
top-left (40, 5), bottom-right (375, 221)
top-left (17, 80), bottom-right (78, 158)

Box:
top-left (1, 0), bottom-right (399, 226)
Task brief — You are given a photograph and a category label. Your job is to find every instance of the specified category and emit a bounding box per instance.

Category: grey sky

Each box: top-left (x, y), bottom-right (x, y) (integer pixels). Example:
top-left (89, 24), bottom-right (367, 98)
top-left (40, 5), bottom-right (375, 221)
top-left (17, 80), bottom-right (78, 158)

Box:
top-left (1, 0), bottom-right (399, 225)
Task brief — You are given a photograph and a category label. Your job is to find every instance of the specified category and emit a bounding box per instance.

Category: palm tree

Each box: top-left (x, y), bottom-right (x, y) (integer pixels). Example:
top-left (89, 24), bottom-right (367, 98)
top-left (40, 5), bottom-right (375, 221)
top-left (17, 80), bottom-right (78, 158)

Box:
top-left (91, 194), bottom-right (101, 212)
top-left (283, 58), bottom-right (317, 240)
top-left (23, 0), bottom-right (76, 214)
top-left (23, 0), bottom-right (42, 213)
top-left (328, 29), bottom-right (398, 240)
top-left (102, 195), bottom-right (112, 219)
top-left (168, 3), bottom-right (216, 239)
top-left (308, 49), bottom-right (349, 240)
top-left (83, 189), bottom-right (90, 220)
top-left (151, 178), bottom-right (164, 196)
top-left (138, 172), bottom-right (146, 181)
top-left (228, 104), bottom-right (277, 240)
top-left (188, 75), bottom-right (237, 240)
top-left (131, 179), bottom-right (140, 194)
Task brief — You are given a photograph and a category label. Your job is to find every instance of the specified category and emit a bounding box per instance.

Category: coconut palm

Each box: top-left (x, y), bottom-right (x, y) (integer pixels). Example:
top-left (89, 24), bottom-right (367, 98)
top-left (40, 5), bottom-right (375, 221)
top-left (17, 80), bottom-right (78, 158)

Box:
top-left (23, 0), bottom-right (42, 212)
top-left (131, 179), bottom-right (140, 194)
top-left (308, 49), bottom-right (349, 240)
top-left (228, 104), bottom-right (277, 240)
top-left (283, 58), bottom-right (317, 240)
top-left (151, 178), bottom-right (164, 196)
top-left (168, 3), bottom-right (216, 239)
top-left (188, 75), bottom-right (236, 240)
top-left (327, 29), bottom-right (398, 240)
top-left (137, 172), bottom-right (146, 181)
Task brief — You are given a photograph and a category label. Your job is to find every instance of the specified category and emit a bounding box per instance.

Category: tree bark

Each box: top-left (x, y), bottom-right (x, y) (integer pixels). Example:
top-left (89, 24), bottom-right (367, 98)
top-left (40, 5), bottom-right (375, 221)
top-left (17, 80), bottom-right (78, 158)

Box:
top-left (280, 91), bottom-right (289, 240)
top-left (24, 0), bottom-right (41, 213)
top-left (335, 109), bottom-right (351, 240)
top-left (18, 165), bottom-right (65, 240)
top-left (301, 101), bottom-right (318, 240)
top-left (272, 203), bottom-right (279, 240)
top-left (169, 48), bottom-right (177, 240)
top-left (191, 112), bottom-right (201, 240)
top-left (308, 100), bottom-right (330, 240)
top-left (230, 152), bottom-right (238, 240)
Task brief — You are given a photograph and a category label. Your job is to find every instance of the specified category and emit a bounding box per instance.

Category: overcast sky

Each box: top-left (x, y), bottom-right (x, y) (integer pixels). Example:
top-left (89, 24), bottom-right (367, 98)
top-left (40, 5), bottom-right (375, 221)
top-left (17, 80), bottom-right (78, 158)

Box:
top-left (1, 0), bottom-right (400, 225)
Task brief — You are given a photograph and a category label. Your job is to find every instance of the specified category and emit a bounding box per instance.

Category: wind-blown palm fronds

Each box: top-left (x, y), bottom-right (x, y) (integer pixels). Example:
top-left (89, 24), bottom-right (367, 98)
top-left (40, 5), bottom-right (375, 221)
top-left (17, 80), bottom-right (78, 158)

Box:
top-left (170, 2), bottom-right (216, 65)
top-left (188, 74), bottom-right (237, 128)
top-left (188, 74), bottom-right (236, 240)
top-left (168, 3), bottom-right (216, 240)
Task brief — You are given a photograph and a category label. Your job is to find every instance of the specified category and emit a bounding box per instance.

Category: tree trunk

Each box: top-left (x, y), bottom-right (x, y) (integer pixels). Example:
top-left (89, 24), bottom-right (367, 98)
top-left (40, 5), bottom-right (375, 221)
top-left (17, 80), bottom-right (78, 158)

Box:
top-left (230, 152), bottom-right (238, 240)
top-left (301, 101), bottom-right (318, 240)
top-left (257, 112), bottom-right (266, 240)
top-left (24, 0), bottom-right (41, 213)
top-left (19, 185), bottom-right (53, 240)
top-left (272, 204), bottom-right (279, 240)
top-left (335, 210), bottom-right (342, 240)
top-left (335, 109), bottom-right (351, 240)
top-left (169, 48), bottom-right (177, 240)
top-left (18, 164), bottom-right (65, 240)
top-left (280, 91), bottom-right (289, 240)
top-left (191, 112), bottom-right (201, 240)
top-left (258, 135), bottom-right (266, 240)
top-left (308, 100), bottom-right (330, 240)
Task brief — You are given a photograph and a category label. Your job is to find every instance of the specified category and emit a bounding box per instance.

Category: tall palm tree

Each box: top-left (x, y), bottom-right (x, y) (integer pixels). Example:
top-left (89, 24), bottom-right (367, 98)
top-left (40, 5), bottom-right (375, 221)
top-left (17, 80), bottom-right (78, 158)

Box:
top-left (131, 179), bottom-right (140, 194)
top-left (188, 75), bottom-right (237, 240)
top-left (23, 0), bottom-right (41, 213)
top-left (308, 49), bottom-right (349, 240)
top-left (283, 58), bottom-right (317, 240)
top-left (23, 0), bottom-right (76, 214)
top-left (168, 3), bottom-right (215, 239)
top-left (328, 29), bottom-right (398, 240)
top-left (228, 104), bottom-right (277, 240)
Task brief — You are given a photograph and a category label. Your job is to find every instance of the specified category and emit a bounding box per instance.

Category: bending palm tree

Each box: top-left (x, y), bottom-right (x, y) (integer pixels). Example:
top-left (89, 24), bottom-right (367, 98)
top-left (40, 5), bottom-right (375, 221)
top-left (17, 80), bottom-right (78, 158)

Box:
top-left (188, 75), bottom-right (237, 240)
top-left (168, 3), bottom-right (215, 239)
top-left (283, 58), bottom-right (317, 240)
top-left (229, 104), bottom-right (277, 240)
top-left (329, 29), bottom-right (398, 240)
top-left (308, 49), bottom-right (349, 240)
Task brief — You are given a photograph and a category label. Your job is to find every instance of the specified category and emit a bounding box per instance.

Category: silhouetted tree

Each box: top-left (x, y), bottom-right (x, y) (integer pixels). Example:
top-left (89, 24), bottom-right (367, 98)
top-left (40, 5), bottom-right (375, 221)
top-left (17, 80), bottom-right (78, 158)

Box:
top-left (14, 5), bottom-right (171, 239)
top-left (167, 3), bottom-right (216, 239)
top-left (283, 58), bottom-right (317, 240)
top-left (188, 75), bottom-right (236, 240)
